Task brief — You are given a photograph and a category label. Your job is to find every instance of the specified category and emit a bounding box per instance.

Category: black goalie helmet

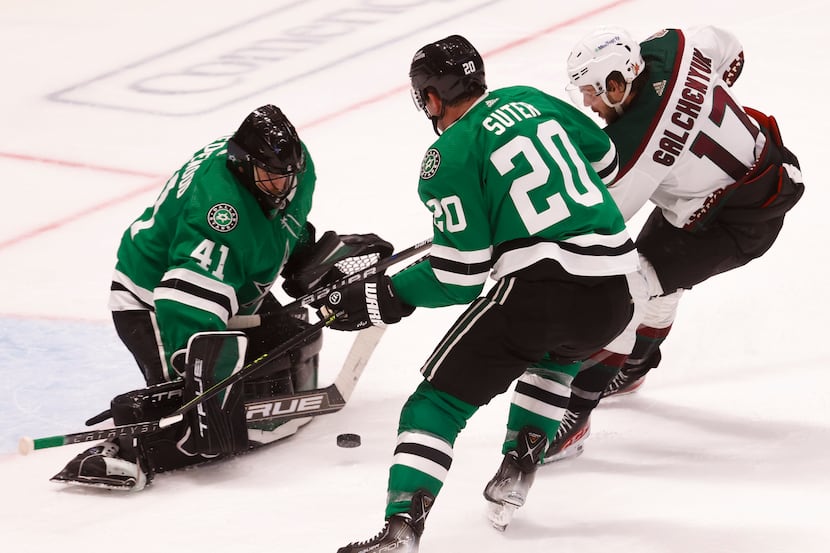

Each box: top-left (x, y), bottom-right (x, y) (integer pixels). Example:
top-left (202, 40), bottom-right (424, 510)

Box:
top-left (227, 105), bottom-right (305, 215)
top-left (409, 34), bottom-right (487, 115)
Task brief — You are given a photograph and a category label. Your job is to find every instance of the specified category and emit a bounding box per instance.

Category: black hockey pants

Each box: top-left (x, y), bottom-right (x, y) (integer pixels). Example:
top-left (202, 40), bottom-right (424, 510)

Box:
top-left (639, 108), bottom-right (804, 293)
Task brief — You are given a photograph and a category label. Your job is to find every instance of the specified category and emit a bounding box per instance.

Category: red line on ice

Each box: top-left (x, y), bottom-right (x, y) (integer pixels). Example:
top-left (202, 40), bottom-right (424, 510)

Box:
top-left (0, 0), bottom-right (630, 251)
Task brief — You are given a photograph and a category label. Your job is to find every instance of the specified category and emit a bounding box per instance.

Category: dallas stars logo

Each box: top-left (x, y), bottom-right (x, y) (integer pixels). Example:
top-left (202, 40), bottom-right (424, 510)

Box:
top-left (207, 203), bottom-right (239, 232)
top-left (420, 148), bottom-right (441, 180)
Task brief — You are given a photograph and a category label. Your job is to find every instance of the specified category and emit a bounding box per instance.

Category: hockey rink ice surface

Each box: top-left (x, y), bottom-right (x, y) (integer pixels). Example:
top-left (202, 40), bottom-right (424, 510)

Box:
top-left (1, 1), bottom-right (828, 551)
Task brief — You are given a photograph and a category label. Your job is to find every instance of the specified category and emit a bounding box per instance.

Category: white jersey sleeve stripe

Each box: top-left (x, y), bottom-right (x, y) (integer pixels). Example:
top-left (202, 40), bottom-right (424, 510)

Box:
top-left (109, 269), bottom-right (154, 311)
top-left (592, 146), bottom-right (619, 185)
top-left (492, 239), bottom-right (639, 278)
top-left (156, 267), bottom-right (239, 320)
top-left (430, 244), bottom-right (492, 263)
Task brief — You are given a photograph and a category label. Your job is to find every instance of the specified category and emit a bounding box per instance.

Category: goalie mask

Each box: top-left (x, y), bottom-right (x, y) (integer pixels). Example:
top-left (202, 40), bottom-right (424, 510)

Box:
top-left (566, 27), bottom-right (645, 115)
top-left (409, 34), bottom-right (487, 134)
top-left (227, 105), bottom-right (305, 218)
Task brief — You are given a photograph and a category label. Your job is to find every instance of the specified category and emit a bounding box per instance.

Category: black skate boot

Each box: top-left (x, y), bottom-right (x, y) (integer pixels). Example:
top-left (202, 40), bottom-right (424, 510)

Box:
top-left (337, 489), bottom-right (434, 553)
top-left (601, 365), bottom-right (650, 398)
top-left (51, 440), bottom-right (147, 491)
top-left (541, 409), bottom-right (591, 464)
top-left (602, 347), bottom-right (662, 398)
top-left (483, 425), bottom-right (547, 531)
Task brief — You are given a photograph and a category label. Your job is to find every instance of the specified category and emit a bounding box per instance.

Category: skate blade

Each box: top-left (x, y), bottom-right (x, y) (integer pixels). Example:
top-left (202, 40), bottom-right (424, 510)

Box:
top-left (541, 442), bottom-right (585, 464)
top-left (50, 476), bottom-right (141, 492)
top-left (486, 496), bottom-right (525, 531)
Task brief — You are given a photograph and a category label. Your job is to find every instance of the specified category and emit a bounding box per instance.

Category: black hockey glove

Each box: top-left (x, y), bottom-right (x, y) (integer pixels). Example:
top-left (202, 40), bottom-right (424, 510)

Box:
top-left (318, 273), bottom-right (414, 331)
top-left (282, 230), bottom-right (394, 298)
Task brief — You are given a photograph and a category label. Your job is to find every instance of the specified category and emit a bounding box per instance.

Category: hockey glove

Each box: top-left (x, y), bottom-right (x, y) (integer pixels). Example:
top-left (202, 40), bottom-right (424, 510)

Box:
top-left (319, 273), bottom-right (414, 331)
top-left (282, 231), bottom-right (394, 298)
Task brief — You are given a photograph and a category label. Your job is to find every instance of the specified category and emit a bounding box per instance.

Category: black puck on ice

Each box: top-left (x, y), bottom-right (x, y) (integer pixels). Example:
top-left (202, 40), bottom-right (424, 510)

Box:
top-left (336, 433), bottom-right (361, 448)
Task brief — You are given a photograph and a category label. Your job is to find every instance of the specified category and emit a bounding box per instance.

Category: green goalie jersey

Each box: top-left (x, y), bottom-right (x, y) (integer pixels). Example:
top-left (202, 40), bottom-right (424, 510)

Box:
top-left (392, 85), bottom-right (639, 308)
top-left (108, 135), bottom-right (315, 377)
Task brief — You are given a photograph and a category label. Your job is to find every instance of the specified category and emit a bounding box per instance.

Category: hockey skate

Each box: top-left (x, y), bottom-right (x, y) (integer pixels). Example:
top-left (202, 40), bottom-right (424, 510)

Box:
top-left (483, 426), bottom-right (546, 531)
top-left (337, 490), bottom-right (433, 553)
top-left (51, 440), bottom-right (147, 492)
top-left (601, 365), bottom-right (649, 398)
top-left (541, 409), bottom-right (591, 464)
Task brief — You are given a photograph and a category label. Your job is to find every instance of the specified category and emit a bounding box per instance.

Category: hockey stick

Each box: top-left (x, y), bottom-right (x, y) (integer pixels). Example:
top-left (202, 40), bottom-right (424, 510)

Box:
top-left (244, 324), bottom-right (385, 424)
top-left (19, 325), bottom-right (387, 453)
top-left (19, 239), bottom-right (430, 454)
top-left (218, 236), bottom-right (432, 331)
top-left (156, 237), bottom-right (430, 429)
top-left (286, 237), bottom-right (431, 311)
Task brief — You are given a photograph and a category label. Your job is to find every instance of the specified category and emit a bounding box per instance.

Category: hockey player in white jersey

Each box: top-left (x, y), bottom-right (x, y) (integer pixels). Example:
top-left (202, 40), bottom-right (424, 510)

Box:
top-left (544, 26), bottom-right (804, 462)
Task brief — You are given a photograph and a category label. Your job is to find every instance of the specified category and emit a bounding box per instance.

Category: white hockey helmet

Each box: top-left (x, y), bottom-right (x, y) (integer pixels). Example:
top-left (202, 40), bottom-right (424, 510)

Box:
top-left (566, 27), bottom-right (645, 113)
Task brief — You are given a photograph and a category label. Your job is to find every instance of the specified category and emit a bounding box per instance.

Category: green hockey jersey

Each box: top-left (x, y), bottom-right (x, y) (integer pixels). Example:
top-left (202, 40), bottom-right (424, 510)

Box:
top-left (108, 135), bottom-right (315, 379)
top-left (392, 85), bottom-right (638, 308)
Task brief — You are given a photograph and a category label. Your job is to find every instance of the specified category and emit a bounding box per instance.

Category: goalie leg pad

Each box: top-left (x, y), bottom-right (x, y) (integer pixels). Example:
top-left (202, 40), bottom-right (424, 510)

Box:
top-left (182, 331), bottom-right (250, 456)
top-left (111, 380), bottom-right (185, 424)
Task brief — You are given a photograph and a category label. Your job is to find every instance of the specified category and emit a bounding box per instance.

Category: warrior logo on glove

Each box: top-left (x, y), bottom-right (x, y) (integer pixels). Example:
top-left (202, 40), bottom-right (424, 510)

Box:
top-left (318, 273), bottom-right (415, 332)
top-left (365, 282), bottom-right (382, 326)
top-left (327, 291), bottom-right (343, 306)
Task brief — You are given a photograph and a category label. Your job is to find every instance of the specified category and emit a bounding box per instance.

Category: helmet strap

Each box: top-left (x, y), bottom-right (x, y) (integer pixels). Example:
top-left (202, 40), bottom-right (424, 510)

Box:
top-left (600, 81), bottom-right (633, 115)
top-left (424, 100), bottom-right (447, 136)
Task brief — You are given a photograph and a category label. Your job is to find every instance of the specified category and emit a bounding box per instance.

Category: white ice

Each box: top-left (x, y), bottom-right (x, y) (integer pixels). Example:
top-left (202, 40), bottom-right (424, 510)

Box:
top-left (1, 1), bottom-right (828, 552)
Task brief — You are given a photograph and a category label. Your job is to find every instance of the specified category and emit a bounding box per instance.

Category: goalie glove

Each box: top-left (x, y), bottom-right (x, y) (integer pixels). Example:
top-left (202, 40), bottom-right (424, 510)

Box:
top-left (282, 231), bottom-right (394, 298)
top-left (319, 273), bottom-right (414, 331)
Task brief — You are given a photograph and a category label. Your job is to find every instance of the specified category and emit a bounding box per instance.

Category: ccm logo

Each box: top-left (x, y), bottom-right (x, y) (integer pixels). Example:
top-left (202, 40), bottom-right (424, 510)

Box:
top-left (246, 394), bottom-right (327, 420)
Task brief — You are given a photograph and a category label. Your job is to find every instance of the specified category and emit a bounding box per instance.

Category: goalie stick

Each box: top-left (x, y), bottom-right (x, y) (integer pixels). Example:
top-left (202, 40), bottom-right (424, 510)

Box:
top-left (245, 325), bottom-right (385, 424)
top-left (19, 325), bottom-right (386, 454)
top-left (156, 236), bottom-right (430, 429)
top-left (19, 238), bottom-right (431, 454)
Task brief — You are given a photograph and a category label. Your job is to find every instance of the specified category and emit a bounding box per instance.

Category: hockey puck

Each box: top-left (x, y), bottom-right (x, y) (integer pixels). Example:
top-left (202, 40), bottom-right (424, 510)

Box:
top-left (336, 433), bottom-right (361, 448)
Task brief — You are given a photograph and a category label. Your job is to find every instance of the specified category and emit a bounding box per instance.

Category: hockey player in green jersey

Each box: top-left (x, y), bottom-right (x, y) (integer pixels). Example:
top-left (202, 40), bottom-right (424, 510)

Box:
top-left (51, 105), bottom-right (391, 491)
top-left (321, 35), bottom-right (640, 551)
top-left (543, 27), bottom-right (804, 463)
